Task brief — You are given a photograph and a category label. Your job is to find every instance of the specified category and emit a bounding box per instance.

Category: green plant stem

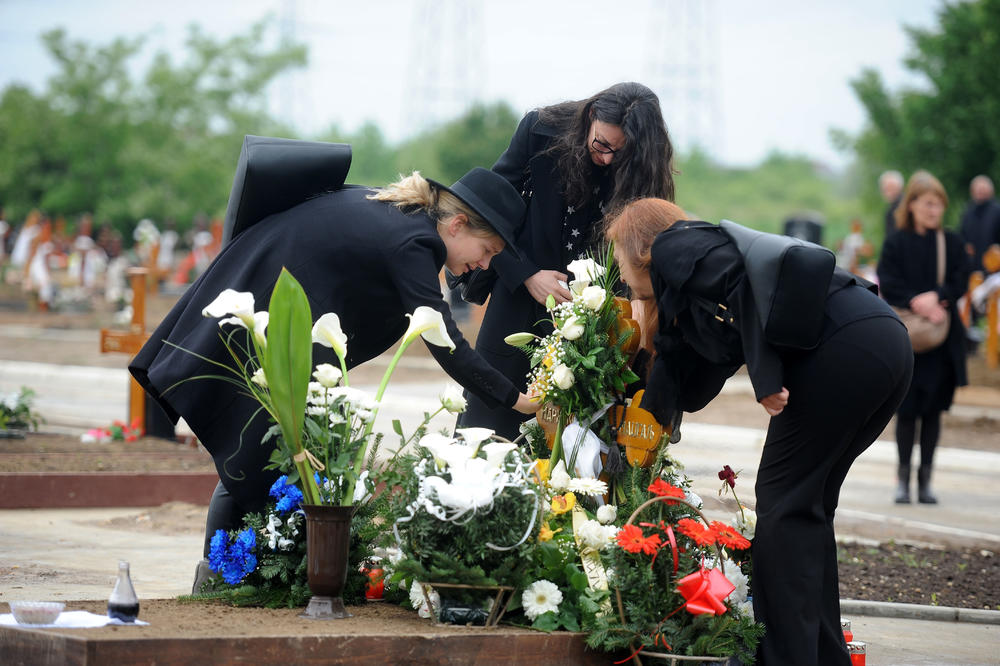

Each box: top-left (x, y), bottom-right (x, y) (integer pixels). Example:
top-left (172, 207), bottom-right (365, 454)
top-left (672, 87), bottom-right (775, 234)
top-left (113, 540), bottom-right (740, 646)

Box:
top-left (343, 334), bottom-right (417, 505)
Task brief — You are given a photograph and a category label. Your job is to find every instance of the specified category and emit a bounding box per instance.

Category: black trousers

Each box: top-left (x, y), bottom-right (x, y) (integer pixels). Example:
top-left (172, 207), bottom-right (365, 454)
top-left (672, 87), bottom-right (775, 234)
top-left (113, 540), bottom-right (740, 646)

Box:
top-left (752, 315), bottom-right (912, 665)
top-left (202, 481), bottom-right (246, 558)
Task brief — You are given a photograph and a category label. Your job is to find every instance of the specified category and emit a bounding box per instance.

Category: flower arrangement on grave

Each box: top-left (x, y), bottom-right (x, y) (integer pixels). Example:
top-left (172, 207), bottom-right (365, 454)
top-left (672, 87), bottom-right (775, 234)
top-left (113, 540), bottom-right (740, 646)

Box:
top-left (504, 246), bottom-right (640, 486)
top-left (385, 427), bottom-right (543, 624)
top-left (181, 267), bottom-right (458, 611)
top-left (584, 459), bottom-right (765, 664)
top-left (0, 386), bottom-right (43, 432)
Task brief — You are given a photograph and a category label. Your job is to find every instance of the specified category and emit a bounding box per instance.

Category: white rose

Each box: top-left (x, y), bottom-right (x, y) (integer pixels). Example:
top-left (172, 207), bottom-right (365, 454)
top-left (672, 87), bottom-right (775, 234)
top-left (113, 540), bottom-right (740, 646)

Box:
top-left (439, 385), bottom-right (468, 413)
top-left (580, 285), bottom-right (607, 310)
top-left (596, 504), bottom-right (618, 525)
top-left (552, 364), bottom-right (575, 390)
top-left (559, 315), bottom-right (585, 341)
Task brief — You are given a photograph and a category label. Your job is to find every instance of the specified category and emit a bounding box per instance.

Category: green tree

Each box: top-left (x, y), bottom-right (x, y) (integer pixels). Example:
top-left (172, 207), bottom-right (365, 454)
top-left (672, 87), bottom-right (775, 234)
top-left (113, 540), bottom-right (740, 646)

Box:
top-left (844, 0), bottom-right (1000, 220)
top-left (0, 22), bottom-right (306, 236)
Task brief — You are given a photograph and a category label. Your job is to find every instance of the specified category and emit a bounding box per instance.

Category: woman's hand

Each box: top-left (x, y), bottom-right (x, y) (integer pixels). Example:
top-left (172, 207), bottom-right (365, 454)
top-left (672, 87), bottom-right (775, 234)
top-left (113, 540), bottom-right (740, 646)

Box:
top-left (760, 387), bottom-right (789, 416)
top-left (525, 270), bottom-right (572, 306)
top-left (513, 392), bottom-right (542, 415)
top-left (909, 291), bottom-right (946, 323)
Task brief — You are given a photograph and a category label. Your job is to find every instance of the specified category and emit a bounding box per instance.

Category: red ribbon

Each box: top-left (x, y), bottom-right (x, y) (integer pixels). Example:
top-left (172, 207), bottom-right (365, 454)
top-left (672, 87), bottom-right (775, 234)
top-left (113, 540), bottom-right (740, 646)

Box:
top-left (676, 566), bottom-right (735, 616)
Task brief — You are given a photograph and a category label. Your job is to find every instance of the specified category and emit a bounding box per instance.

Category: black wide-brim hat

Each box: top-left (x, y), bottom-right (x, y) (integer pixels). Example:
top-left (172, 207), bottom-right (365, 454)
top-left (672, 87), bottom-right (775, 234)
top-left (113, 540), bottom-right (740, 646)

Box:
top-left (427, 167), bottom-right (526, 260)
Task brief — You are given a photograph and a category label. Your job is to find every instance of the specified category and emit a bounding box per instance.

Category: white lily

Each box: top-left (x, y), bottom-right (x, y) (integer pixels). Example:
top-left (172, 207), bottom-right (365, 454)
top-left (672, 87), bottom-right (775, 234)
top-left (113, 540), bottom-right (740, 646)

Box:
top-left (567, 258), bottom-right (605, 283)
top-left (439, 385), bottom-right (467, 413)
top-left (559, 314), bottom-right (585, 341)
top-left (424, 457), bottom-right (501, 511)
top-left (404, 306), bottom-right (455, 350)
top-left (569, 279), bottom-right (589, 296)
top-left (504, 332), bottom-right (537, 347)
top-left (203, 289), bottom-right (256, 328)
top-left (312, 313), bottom-right (348, 360)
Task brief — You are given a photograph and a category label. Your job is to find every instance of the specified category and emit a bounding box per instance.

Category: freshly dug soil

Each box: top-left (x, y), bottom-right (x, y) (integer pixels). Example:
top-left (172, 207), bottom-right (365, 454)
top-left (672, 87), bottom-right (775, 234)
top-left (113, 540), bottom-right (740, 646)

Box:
top-left (837, 540), bottom-right (1000, 610)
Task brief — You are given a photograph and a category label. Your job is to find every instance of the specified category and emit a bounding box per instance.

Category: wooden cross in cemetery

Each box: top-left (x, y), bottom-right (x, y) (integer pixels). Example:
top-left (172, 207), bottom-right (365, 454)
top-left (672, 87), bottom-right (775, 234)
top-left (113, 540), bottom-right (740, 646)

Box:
top-left (100, 267), bottom-right (151, 429)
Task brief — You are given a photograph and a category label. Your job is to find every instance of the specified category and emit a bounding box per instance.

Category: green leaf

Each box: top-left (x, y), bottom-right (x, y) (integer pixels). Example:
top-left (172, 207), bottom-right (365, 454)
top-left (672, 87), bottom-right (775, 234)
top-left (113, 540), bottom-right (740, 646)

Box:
top-left (261, 269), bottom-right (313, 486)
top-left (392, 419), bottom-right (404, 437)
top-left (532, 611), bottom-right (559, 632)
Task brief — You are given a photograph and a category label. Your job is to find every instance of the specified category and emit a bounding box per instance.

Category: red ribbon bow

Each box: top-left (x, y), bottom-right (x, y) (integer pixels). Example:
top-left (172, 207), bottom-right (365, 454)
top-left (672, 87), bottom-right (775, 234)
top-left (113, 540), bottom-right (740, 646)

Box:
top-left (676, 566), bottom-right (735, 616)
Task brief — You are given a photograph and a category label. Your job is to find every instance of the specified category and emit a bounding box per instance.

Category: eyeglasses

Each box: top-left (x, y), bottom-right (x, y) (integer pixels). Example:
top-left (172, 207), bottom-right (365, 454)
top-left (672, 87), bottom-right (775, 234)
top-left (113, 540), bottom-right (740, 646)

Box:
top-left (591, 135), bottom-right (619, 155)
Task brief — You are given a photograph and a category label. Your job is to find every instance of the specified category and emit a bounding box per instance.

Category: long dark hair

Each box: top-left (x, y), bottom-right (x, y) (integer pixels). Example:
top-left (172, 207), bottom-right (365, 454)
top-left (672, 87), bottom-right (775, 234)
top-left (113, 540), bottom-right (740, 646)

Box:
top-left (538, 82), bottom-right (676, 211)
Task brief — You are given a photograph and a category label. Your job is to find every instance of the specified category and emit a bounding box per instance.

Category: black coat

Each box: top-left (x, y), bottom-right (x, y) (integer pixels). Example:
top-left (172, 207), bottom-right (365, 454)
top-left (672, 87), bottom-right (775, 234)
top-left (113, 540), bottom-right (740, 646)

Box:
top-left (462, 110), bottom-right (610, 437)
top-left (877, 228), bottom-right (969, 412)
top-left (130, 187), bottom-right (517, 509)
top-left (959, 198), bottom-right (1000, 273)
top-left (640, 222), bottom-right (892, 426)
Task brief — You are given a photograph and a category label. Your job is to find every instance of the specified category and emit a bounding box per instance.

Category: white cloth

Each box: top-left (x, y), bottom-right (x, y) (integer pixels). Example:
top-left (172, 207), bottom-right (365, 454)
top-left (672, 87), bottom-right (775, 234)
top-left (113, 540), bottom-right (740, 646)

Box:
top-left (1, 610), bottom-right (149, 628)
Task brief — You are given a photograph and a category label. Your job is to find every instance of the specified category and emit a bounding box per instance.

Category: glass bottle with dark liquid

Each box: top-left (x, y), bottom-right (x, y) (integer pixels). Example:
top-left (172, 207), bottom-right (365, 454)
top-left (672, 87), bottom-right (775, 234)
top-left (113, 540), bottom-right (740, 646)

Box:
top-left (107, 560), bottom-right (140, 622)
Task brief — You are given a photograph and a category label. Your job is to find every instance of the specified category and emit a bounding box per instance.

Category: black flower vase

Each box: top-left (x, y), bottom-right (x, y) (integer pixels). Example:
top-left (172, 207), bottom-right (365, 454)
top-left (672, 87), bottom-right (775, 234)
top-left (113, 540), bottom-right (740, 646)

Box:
top-left (300, 504), bottom-right (355, 619)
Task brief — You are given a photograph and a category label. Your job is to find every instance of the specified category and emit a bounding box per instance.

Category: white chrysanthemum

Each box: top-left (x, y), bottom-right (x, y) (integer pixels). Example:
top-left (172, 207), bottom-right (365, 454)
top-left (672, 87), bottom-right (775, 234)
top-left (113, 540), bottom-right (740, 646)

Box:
top-left (522, 579), bottom-right (563, 621)
top-left (409, 580), bottom-right (440, 619)
top-left (596, 504), bottom-right (618, 525)
top-left (313, 363), bottom-right (343, 388)
top-left (329, 386), bottom-right (377, 410)
top-left (549, 460), bottom-right (571, 492)
top-left (734, 506), bottom-right (757, 540)
top-left (568, 477), bottom-right (608, 497)
top-left (576, 519), bottom-right (617, 550)
top-left (725, 567), bottom-right (749, 605)
top-left (736, 599), bottom-right (754, 620)
top-left (685, 490), bottom-right (704, 509)
top-left (439, 385), bottom-right (467, 413)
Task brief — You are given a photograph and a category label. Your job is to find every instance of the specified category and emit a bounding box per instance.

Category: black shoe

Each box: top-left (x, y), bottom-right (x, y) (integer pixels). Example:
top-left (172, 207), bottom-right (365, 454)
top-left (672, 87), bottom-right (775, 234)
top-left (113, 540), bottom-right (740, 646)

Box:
top-left (917, 465), bottom-right (938, 504)
top-left (192, 558), bottom-right (215, 594)
top-left (894, 465), bottom-right (911, 504)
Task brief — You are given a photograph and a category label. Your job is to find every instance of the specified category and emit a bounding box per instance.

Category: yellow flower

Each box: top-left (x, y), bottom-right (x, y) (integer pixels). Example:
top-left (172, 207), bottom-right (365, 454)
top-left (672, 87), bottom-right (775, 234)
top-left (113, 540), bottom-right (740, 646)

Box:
top-left (538, 522), bottom-right (562, 542)
top-left (533, 458), bottom-right (550, 484)
top-left (550, 492), bottom-right (577, 515)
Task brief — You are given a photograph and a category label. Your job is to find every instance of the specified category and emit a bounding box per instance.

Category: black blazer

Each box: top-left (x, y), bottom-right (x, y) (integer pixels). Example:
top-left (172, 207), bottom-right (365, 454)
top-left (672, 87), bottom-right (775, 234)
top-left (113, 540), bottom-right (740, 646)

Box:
top-left (130, 187), bottom-right (517, 509)
top-left (641, 221), bottom-right (891, 426)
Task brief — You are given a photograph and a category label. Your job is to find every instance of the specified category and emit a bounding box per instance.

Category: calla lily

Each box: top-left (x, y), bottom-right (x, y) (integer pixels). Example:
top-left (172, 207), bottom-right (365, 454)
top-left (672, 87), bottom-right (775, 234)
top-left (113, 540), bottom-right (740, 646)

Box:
top-left (418, 433), bottom-right (462, 468)
top-left (569, 279), bottom-right (589, 296)
top-left (424, 457), bottom-right (501, 511)
top-left (439, 385), bottom-right (467, 413)
top-left (404, 306), bottom-right (455, 350)
top-left (482, 442), bottom-right (517, 468)
top-left (567, 258), bottom-right (605, 283)
top-left (203, 289), bottom-right (256, 328)
top-left (250, 368), bottom-right (267, 388)
top-left (456, 427), bottom-right (495, 454)
top-left (312, 313), bottom-right (348, 360)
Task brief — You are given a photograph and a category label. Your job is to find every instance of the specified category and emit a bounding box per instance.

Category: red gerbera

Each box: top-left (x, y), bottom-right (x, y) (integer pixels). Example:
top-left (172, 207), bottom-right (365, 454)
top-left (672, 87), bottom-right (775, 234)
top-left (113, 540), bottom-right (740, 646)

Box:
top-left (648, 478), bottom-right (686, 505)
top-left (616, 524), bottom-right (663, 556)
top-left (709, 521), bottom-right (752, 550)
top-left (675, 518), bottom-right (716, 547)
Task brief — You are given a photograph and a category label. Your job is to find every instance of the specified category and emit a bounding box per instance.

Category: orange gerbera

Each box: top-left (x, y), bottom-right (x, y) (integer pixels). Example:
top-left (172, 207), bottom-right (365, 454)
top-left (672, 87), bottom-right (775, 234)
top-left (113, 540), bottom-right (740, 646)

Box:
top-left (648, 478), bottom-right (686, 504)
top-left (616, 524), bottom-right (662, 556)
top-left (676, 518), bottom-right (715, 547)
top-left (709, 521), bottom-right (751, 550)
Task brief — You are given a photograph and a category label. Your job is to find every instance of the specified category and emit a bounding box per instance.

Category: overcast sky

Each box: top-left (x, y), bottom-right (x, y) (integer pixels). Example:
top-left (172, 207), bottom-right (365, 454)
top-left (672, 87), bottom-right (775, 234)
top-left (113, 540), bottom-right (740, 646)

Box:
top-left (0, 0), bottom-right (944, 169)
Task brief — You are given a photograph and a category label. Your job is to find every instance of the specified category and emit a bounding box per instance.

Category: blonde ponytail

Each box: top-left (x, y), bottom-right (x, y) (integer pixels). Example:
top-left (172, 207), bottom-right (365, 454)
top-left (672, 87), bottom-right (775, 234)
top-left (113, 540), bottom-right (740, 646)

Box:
top-left (368, 171), bottom-right (497, 237)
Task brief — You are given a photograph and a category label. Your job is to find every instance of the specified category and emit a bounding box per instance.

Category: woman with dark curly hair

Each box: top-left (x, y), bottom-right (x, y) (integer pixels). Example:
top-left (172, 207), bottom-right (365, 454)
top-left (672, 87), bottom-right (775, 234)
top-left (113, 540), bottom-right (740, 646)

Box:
top-left (458, 82), bottom-right (676, 438)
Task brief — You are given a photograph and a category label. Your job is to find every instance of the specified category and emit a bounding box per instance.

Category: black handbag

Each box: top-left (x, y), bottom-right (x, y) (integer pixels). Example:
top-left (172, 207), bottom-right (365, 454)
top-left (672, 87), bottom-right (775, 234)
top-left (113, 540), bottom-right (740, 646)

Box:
top-left (222, 135), bottom-right (353, 245)
top-left (719, 219), bottom-right (836, 349)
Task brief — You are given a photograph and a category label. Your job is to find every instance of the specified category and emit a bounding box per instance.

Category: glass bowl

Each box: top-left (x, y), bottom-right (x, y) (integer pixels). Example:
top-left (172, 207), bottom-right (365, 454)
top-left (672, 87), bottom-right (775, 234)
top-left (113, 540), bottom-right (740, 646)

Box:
top-left (9, 601), bottom-right (65, 625)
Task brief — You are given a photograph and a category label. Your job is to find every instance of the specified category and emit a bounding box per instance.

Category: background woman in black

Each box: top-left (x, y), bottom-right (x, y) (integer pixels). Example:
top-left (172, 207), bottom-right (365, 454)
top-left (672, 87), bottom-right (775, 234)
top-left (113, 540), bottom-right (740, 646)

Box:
top-left (877, 171), bottom-right (969, 504)
top-left (459, 81), bottom-right (676, 439)
top-left (129, 168), bottom-right (540, 588)
top-left (607, 198), bottom-right (912, 666)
